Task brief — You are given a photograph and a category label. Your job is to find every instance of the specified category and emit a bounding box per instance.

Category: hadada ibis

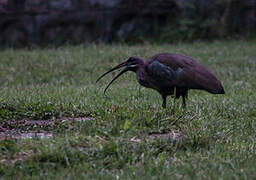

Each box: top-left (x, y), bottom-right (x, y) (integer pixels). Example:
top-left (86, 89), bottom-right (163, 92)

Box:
top-left (96, 53), bottom-right (225, 108)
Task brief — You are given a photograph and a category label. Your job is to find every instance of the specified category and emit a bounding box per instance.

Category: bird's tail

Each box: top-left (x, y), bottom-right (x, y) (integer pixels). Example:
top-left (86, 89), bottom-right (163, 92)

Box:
top-left (208, 84), bottom-right (225, 94)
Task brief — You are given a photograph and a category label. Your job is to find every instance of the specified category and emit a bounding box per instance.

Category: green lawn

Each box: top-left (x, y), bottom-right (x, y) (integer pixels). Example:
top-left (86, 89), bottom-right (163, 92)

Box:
top-left (0, 40), bottom-right (255, 179)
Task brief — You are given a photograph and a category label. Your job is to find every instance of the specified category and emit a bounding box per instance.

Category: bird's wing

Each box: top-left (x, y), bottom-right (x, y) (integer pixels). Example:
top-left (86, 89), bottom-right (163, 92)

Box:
top-left (149, 53), bottom-right (196, 69)
top-left (147, 61), bottom-right (182, 81)
top-left (147, 53), bottom-right (223, 92)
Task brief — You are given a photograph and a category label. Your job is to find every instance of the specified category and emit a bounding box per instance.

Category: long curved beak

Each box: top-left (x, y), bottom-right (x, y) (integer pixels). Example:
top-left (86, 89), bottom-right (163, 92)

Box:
top-left (96, 61), bottom-right (127, 83)
top-left (96, 61), bottom-right (130, 94)
top-left (103, 66), bottom-right (129, 94)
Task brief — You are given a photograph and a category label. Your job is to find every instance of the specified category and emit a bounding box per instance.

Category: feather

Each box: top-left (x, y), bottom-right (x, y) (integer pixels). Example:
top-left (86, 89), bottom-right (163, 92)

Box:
top-left (147, 61), bottom-right (182, 82)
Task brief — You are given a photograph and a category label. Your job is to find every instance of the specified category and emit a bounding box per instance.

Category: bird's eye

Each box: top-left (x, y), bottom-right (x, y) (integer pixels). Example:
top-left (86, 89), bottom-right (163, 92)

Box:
top-left (127, 57), bottom-right (138, 67)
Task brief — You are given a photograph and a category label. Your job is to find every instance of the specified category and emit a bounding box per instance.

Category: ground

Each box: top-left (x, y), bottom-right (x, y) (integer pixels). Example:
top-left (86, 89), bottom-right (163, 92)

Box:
top-left (0, 40), bottom-right (255, 179)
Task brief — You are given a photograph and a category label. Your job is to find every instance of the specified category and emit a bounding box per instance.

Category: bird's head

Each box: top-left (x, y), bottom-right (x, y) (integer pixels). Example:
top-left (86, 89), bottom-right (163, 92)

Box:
top-left (96, 56), bottom-right (144, 93)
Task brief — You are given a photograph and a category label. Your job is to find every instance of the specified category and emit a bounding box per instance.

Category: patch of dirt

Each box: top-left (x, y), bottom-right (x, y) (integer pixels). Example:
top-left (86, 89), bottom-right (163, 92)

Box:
top-left (0, 116), bottom-right (94, 140)
top-left (0, 150), bottom-right (34, 164)
top-left (130, 129), bottom-right (186, 144)
top-left (0, 130), bottom-right (53, 140)
top-left (6, 117), bottom-right (94, 127)
top-left (59, 117), bottom-right (94, 123)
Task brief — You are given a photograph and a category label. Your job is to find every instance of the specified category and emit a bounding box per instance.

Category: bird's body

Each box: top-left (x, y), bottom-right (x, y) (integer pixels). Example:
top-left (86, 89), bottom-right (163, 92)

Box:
top-left (96, 53), bottom-right (225, 108)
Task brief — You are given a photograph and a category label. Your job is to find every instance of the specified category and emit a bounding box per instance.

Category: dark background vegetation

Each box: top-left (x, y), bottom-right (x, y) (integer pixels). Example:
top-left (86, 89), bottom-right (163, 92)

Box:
top-left (0, 0), bottom-right (255, 47)
top-left (0, 1), bottom-right (256, 178)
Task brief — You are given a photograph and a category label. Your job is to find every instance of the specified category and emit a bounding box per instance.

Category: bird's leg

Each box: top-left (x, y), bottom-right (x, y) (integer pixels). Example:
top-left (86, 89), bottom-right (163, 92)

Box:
top-left (161, 95), bottom-right (167, 108)
top-left (182, 95), bottom-right (186, 108)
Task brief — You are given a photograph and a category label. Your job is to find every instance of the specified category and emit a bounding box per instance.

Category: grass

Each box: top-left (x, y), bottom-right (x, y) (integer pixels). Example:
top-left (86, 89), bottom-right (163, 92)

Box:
top-left (0, 40), bottom-right (256, 179)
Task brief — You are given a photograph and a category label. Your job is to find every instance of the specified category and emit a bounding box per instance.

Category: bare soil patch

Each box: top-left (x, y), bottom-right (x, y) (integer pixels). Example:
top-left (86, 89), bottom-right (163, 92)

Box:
top-left (131, 129), bottom-right (186, 144)
top-left (0, 117), bottom-right (94, 140)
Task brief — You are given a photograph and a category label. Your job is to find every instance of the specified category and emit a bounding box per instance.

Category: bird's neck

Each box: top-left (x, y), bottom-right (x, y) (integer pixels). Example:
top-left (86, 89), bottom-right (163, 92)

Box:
top-left (136, 65), bottom-right (150, 87)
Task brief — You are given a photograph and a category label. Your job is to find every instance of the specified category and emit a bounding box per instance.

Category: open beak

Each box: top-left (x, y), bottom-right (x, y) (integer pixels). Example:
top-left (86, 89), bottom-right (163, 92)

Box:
top-left (96, 61), bottom-right (130, 94)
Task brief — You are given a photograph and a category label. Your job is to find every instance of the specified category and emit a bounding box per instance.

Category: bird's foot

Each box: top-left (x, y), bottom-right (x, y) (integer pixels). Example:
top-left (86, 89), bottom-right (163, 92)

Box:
top-left (162, 103), bottom-right (166, 109)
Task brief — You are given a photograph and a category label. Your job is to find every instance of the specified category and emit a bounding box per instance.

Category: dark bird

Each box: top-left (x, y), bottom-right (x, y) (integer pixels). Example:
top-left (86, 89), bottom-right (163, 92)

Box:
top-left (96, 53), bottom-right (225, 108)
